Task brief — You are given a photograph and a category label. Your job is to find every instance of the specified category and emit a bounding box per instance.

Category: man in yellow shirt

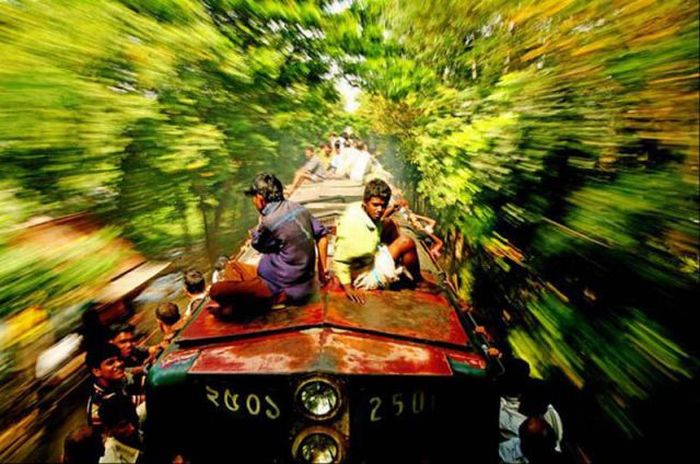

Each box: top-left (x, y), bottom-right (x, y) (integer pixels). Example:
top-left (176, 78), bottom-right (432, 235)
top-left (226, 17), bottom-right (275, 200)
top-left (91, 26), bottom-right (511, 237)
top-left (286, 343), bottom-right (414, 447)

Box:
top-left (332, 179), bottom-right (425, 303)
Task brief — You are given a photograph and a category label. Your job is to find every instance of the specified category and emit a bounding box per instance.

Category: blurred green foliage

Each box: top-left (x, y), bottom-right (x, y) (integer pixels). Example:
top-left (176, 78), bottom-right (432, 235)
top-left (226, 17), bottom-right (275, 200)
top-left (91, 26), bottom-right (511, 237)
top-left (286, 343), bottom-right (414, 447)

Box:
top-left (350, 0), bottom-right (699, 441)
top-left (0, 0), bottom-right (358, 319)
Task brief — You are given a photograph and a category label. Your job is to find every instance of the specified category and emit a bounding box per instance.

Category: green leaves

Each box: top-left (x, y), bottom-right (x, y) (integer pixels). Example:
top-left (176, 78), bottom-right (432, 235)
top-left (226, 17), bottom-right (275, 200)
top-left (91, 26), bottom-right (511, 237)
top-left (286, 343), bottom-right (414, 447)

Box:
top-left (354, 0), bottom-right (699, 439)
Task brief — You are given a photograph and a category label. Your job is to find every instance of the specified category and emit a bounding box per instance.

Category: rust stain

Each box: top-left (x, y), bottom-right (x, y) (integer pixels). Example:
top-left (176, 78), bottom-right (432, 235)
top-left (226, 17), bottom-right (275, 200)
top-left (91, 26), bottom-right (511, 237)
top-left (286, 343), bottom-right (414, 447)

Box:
top-left (178, 286), bottom-right (470, 351)
top-left (326, 289), bottom-right (469, 347)
top-left (188, 328), bottom-right (485, 376)
top-left (190, 330), bottom-right (321, 373)
top-left (178, 299), bottom-right (325, 342)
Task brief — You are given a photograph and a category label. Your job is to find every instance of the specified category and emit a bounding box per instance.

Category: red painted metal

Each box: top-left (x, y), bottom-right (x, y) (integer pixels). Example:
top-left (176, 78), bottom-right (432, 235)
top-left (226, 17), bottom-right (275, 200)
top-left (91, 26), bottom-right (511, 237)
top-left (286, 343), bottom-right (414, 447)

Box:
top-left (178, 288), bottom-right (470, 349)
top-left (189, 327), bottom-right (484, 376)
top-left (324, 287), bottom-right (469, 347)
top-left (177, 299), bottom-right (325, 342)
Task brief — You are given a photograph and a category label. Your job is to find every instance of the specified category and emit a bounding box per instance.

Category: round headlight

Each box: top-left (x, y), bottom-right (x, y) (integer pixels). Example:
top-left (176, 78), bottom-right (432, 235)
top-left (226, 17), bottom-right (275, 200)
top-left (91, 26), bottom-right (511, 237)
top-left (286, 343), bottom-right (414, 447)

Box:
top-left (298, 433), bottom-right (340, 464)
top-left (296, 378), bottom-right (340, 419)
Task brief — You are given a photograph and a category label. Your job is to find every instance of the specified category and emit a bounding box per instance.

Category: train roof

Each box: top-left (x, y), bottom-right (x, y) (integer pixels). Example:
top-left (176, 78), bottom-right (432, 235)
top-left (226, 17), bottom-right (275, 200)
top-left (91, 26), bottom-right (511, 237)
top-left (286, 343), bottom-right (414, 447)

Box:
top-left (157, 178), bottom-right (487, 379)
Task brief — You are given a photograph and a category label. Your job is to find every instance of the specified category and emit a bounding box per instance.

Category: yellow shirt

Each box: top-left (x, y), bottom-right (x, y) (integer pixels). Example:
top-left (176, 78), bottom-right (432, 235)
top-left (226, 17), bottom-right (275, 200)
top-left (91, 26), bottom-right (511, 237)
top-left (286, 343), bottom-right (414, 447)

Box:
top-left (332, 202), bottom-right (383, 285)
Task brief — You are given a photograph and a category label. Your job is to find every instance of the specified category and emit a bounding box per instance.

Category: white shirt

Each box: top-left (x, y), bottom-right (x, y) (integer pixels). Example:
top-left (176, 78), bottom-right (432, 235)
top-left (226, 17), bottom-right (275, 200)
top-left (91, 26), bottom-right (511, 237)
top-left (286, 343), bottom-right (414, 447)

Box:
top-left (337, 146), bottom-right (357, 177)
top-left (349, 149), bottom-right (371, 182)
top-left (100, 437), bottom-right (140, 464)
top-left (499, 396), bottom-right (564, 463)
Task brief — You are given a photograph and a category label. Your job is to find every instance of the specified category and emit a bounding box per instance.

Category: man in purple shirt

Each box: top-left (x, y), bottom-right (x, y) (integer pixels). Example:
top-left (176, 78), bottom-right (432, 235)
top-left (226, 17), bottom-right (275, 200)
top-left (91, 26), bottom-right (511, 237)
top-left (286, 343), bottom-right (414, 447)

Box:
top-left (209, 172), bottom-right (329, 319)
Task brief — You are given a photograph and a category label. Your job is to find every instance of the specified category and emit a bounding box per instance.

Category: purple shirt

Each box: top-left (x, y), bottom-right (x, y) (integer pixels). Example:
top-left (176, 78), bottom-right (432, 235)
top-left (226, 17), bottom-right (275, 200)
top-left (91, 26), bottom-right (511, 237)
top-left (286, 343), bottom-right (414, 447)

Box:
top-left (252, 200), bottom-right (328, 302)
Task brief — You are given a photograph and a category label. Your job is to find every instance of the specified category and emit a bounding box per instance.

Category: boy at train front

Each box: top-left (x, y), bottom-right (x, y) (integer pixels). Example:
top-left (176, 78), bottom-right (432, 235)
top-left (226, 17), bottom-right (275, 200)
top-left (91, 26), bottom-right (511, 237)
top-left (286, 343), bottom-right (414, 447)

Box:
top-left (333, 178), bottom-right (431, 304)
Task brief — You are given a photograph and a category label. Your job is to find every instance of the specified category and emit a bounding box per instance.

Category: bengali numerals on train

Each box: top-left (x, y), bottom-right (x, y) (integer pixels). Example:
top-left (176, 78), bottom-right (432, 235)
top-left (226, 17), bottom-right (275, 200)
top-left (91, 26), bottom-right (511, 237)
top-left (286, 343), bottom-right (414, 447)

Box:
top-left (205, 384), bottom-right (281, 420)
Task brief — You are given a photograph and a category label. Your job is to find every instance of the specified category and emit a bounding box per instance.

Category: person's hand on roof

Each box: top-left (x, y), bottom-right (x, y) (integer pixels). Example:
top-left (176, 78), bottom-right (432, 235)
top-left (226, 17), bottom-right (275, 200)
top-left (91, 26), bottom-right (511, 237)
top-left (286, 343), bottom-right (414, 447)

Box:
top-left (341, 283), bottom-right (366, 304)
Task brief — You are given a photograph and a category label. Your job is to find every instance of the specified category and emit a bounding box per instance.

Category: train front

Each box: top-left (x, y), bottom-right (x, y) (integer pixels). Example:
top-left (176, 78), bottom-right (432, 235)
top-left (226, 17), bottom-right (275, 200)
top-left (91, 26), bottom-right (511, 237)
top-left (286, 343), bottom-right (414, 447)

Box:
top-left (145, 287), bottom-right (498, 463)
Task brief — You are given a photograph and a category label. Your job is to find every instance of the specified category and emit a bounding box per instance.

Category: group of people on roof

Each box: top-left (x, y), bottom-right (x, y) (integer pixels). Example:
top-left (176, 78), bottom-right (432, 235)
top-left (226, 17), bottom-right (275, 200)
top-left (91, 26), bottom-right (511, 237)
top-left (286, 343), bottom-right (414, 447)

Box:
top-left (65, 133), bottom-right (443, 463)
top-left (172, 130), bottom-right (442, 318)
top-left (289, 130), bottom-right (376, 191)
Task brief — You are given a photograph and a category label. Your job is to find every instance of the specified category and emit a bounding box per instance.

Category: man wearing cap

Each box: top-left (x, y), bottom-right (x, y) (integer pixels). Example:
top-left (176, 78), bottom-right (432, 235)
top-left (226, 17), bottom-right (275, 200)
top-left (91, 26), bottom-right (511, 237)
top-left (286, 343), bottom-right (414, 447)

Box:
top-left (208, 172), bottom-right (329, 319)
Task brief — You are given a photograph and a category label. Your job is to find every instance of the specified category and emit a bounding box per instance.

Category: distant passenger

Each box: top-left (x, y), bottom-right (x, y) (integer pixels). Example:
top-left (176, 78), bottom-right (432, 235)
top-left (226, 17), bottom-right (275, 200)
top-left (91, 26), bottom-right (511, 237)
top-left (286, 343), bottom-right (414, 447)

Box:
top-left (290, 146), bottom-right (326, 192)
top-left (328, 140), bottom-right (345, 176)
top-left (80, 302), bottom-right (110, 354)
top-left (333, 179), bottom-right (430, 304)
top-left (98, 395), bottom-right (142, 464)
top-left (85, 344), bottom-right (143, 428)
top-left (209, 173), bottom-right (329, 319)
top-left (349, 141), bottom-right (372, 183)
top-left (318, 142), bottom-right (333, 169)
top-left (62, 426), bottom-right (104, 464)
top-left (153, 302), bottom-right (184, 354)
top-left (385, 198), bottom-right (444, 259)
top-left (498, 358), bottom-right (564, 464)
top-left (183, 268), bottom-right (207, 318)
top-left (335, 139), bottom-right (359, 178)
top-left (211, 256), bottom-right (229, 284)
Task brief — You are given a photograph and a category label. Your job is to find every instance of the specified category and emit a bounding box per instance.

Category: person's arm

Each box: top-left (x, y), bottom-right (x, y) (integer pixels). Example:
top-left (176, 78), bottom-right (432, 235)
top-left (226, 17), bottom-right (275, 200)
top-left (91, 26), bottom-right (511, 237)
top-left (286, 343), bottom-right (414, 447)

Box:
top-left (412, 213), bottom-right (436, 230)
top-left (310, 215), bottom-right (330, 284)
top-left (316, 235), bottom-right (329, 284)
top-left (427, 232), bottom-right (443, 258)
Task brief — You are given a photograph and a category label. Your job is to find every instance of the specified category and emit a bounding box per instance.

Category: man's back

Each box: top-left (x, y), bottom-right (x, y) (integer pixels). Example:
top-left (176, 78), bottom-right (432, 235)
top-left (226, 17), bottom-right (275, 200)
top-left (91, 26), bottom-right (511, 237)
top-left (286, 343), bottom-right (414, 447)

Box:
top-left (253, 200), bottom-right (327, 301)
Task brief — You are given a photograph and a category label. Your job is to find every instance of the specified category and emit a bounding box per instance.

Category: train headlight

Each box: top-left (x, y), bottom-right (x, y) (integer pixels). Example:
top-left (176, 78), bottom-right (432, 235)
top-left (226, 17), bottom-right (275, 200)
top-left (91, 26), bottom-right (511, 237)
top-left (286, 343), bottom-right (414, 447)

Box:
top-left (296, 378), bottom-right (340, 419)
top-left (292, 427), bottom-right (344, 464)
top-left (298, 433), bottom-right (339, 463)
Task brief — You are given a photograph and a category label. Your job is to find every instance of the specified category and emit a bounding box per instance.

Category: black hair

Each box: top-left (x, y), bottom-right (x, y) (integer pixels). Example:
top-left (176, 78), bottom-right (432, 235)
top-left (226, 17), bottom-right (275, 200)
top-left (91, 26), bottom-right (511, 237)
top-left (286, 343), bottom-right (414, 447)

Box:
top-left (519, 417), bottom-right (557, 460)
top-left (85, 343), bottom-right (121, 370)
top-left (99, 394), bottom-right (138, 429)
top-left (183, 268), bottom-right (205, 294)
top-left (246, 172), bottom-right (284, 203)
top-left (363, 179), bottom-right (392, 203)
top-left (62, 426), bottom-right (103, 464)
top-left (108, 322), bottom-right (135, 340)
top-left (500, 357), bottom-right (531, 396)
top-left (156, 302), bottom-right (181, 326)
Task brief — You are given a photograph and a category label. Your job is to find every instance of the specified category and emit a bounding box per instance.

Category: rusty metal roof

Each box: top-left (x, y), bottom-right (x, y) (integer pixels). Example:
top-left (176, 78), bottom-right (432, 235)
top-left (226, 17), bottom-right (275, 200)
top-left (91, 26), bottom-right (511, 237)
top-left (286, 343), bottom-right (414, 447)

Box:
top-left (185, 327), bottom-right (484, 376)
top-left (177, 286), bottom-right (469, 348)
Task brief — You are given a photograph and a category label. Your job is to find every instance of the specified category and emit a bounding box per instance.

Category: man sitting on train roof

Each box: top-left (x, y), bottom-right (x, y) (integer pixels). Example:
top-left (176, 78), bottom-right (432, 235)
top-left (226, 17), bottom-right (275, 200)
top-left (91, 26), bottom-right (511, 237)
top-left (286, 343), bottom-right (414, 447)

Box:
top-left (332, 178), bottom-right (431, 304)
top-left (289, 146), bottom-right (327, 192)
top-left (208, 172), bottom-right (329, 319)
